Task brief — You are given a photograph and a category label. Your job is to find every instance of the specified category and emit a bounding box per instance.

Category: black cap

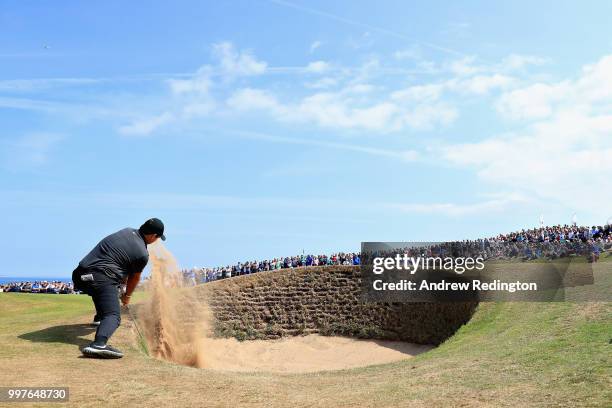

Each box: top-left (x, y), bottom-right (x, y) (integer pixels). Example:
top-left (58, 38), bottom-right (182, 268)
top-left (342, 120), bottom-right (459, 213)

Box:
top-left (139, 218), bottom-right (166, 241)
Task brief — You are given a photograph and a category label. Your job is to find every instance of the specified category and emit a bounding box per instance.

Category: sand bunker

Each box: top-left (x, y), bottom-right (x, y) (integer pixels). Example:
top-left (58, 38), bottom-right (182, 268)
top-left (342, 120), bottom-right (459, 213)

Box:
top-left (137, 242), bottom-right (433, 373)
top-left (199, 334), bottom-right (432, 373)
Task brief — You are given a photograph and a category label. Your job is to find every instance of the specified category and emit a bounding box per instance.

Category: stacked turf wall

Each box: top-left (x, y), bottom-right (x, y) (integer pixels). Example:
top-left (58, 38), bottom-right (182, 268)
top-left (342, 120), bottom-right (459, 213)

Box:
top-left (197, 266), bottom-right (478, 345)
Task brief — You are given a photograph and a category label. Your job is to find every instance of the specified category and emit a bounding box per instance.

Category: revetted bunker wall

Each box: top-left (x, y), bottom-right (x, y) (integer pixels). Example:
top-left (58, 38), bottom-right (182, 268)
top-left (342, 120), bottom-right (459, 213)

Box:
top-left (196, 266), bottom-right (478, 345)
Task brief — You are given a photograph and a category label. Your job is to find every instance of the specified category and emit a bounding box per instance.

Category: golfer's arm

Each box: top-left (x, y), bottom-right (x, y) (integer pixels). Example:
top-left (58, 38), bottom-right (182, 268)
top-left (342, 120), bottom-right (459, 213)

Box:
top-left (125, 272), bottom-right (142, 297)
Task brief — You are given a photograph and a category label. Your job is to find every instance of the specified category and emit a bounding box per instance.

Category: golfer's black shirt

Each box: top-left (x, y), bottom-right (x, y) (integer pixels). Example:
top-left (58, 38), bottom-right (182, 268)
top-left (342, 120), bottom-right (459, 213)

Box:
top-left (79, 228), bottom-right (148, 282)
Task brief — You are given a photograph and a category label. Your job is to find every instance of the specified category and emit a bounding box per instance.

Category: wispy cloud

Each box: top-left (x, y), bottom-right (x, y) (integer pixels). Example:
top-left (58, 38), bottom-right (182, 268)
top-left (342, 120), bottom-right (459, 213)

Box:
top-left (0, 78), bottom-right (102, 92)
top-left (212, 42), bottom-right (267, 77)
top-left (226, 85), bottom-right (457, 132)
top-left (0, 96), bottom-right (69, 112)
top-left (309, 40), bottom-right (322, 53)
top-left (167, 66), bottom-right (213, 95)
top-left (447, 54), bottom-right (548, 77)
top-left (440, 22), bottom-right (471, 39)
top-left (393, 46), bottom-right (421, 60)
top-left (444, 54), bottom-right (612, 216)
top-left (226, 128), bottom-right (419, 161)
top-left (501, 54), bottom-right (549, 71)
top-left (118, 112), bottom-right (175, 136)
top-left (386, 193), bottom-right (533, 216)
top-left (0, 40), bottom-right (549, 149)
top-left (305, 60), bottom-right (331, 73)
top-left (108, 44), bottom-right (543, 136)
top-left (1, 133), bottom-right (64, 169)
top-left (268, 0), bottom-right (468, 57)
top-left (1, 189), bottom-right (529, 220)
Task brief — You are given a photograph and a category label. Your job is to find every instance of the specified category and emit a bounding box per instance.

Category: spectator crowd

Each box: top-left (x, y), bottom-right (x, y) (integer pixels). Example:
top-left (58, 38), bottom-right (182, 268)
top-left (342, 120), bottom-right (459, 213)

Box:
top-left (3, 223), bottom-right (610, 292)
top-left (182, 252), bottom-right (361, 284)
top-left (182, 224), bottom-right (612, 285)
top-left (364, 224), bottom-right (612, 266)
top-left (0, 280), bottom-right (74, 294)
top-left (482, 224), bottom-right (611, 261)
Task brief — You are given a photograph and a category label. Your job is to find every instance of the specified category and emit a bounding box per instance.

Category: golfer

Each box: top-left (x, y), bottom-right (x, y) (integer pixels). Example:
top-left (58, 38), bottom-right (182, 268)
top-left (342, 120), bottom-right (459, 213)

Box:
top-left (72, 218), bottom-right (166, 358)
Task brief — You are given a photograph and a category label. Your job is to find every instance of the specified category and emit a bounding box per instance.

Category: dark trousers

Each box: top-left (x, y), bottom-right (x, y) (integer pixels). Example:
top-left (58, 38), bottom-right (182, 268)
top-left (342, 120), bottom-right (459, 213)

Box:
top-left (72, 267), bottom-right (121, 345)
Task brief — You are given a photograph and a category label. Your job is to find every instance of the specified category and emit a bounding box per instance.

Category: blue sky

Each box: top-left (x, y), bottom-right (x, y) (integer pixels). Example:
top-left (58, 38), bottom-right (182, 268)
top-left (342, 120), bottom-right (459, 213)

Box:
top-left (1, 0), bottom-right (611, 277)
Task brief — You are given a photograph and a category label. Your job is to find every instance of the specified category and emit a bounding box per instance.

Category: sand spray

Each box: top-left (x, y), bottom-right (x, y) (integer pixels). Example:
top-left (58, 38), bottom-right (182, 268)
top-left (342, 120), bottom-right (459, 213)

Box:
top-left (137, 241), bottom-right (211, 367)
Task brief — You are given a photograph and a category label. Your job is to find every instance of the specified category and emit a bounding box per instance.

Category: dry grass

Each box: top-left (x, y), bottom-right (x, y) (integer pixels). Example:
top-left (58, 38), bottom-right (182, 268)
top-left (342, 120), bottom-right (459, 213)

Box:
top-left (0, 261), bottom-right (610, 407)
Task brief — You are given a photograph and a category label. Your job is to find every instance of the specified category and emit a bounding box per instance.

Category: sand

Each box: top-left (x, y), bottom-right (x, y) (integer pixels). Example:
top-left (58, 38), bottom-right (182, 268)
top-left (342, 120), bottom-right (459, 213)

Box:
top-left (138, 242), bottom-right (433, 373)
top-left (138, 242), bottom-right (211, 367)
top-left (198, 334), bottom-right (433, 373)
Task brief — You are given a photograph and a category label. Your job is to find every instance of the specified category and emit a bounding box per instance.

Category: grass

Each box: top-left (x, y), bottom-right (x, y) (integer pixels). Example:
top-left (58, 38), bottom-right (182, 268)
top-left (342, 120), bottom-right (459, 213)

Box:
top-left (0, 262), bottom-right (610, 407)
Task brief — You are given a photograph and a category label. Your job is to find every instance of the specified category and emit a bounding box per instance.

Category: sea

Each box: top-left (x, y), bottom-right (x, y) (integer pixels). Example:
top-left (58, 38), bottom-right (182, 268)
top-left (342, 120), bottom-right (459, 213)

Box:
top-left (0, 276), bottom-right (72, 284)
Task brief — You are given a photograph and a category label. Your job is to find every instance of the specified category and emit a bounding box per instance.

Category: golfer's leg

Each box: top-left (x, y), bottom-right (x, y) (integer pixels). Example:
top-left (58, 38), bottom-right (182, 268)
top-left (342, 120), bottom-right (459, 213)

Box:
top-left (91, 283), bottom-right (121, 345)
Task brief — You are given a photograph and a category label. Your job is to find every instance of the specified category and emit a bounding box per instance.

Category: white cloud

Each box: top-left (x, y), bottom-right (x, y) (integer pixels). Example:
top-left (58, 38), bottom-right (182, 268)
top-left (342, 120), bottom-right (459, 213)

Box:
top-left (341, 83), bottom-right (375, 94)
top-left (396, 103), bottom-right (458, 130)
top-left (212, 42), bottom-right (267, 76)
top-left (225, 87), bottom-right (403, 131)
top-left (221, 51), bottom-right (504, 132)
top-left (347, 31), bottom-right (374, 50)
top-left (115, 42), bottom-right (269, 136)
top-left (227, 88), bottom-right (284, 113)
top-left (182, 101), bottom-right (215, 118)
top-left (452, 74), bottom-right (514, 95)
top-left (167, 43), bottom-right (268, 96)
top-left (167, 67), bottom-right (212, 95)
top-left (118, 112), bottom-right (174, 136)
top-left (501, 54), bottom-right (549, 71)
top-left (496, 82), bottom-right (569, 120)
top-left (391, 83), bottom-right (444, 103)
top-left (576, 55), bottom-right (612, 101)
top-left (297, 95), bottom-right (398, 131)
top-left (446, 53), bottom-right (548, 78)
top-left (391, 73), bottom-right (513, 104)
top-left (496, 55), bottom-right (612, 121)
top-left (5, 43), bottom-right (545, 139)
top-left (353, 57), bottom-right (381, 81)
top-left (444, 55), bottom-right (612, 216)
top-left (305, 77), bottom-right (339, 89)
top-left (391, 46), bottom-right (441, 74)
top-left (305, 60), bottom-right (330, 73)
top-left (108, 43), bottom-right (549, 138)
top-left (444, 112), bottom-right (612, 212)
top-left (309, 41), bottom-right (322, 53)
top-left (393, 47), bottom-right (421, 60)
top-left (448, 56), bottom-right (482, 76)
top-left (226, 85), bottom-right (457, 132)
